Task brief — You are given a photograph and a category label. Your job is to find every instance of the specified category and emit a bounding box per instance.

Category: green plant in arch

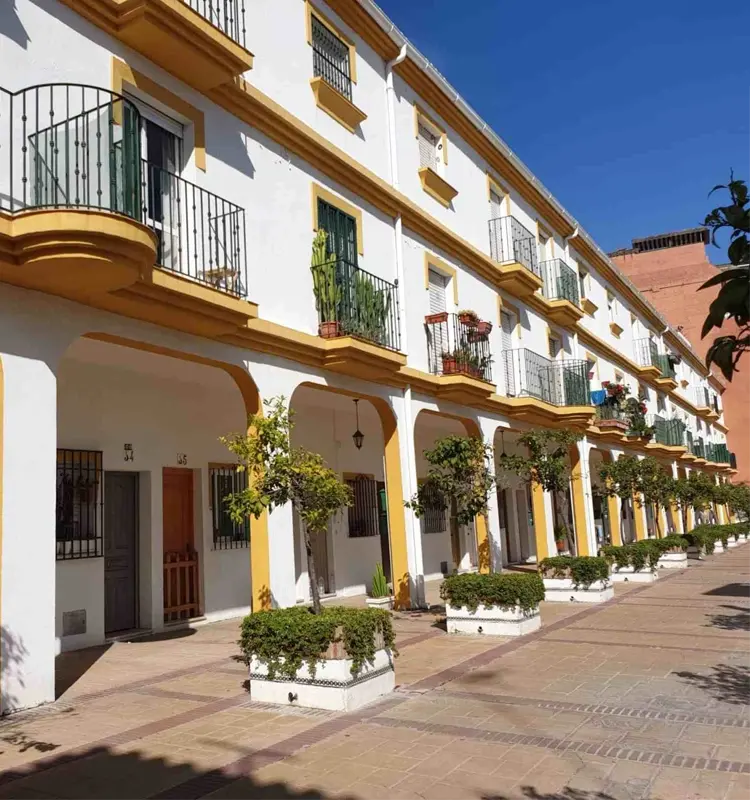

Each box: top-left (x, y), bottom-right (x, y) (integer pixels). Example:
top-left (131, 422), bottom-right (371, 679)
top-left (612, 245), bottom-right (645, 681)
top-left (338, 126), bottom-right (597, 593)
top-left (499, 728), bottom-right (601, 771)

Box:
top-left (220, 396), bottom-right (352, 614)
top-left (497, 429), bottom-right (582, 556)
top-left (370, 563), bottom-right (389, 598)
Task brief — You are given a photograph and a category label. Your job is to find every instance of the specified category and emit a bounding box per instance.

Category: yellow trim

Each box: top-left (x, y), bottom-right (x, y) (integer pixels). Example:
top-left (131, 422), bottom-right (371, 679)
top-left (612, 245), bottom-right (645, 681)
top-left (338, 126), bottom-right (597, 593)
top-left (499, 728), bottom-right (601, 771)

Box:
top-left (111, 57), bottom-right (207, 171)
top-left (414, 104), bottom-right (448, 165)
top-left (497, 296), bottom-right (521, 338)
top-left (609, 321), bottom-right (624, 338)
top-left (569, 445), bottom-right (590, 556)
top-left (486, 173), bottom-right (511, 216)
top-left (311, 183), bottom-right (365, 255)
top-left (669, 501), bottom-right (682, 533)
top-left (424, 253), bottom-right (458, 305)
top-left (306, 1), bottom-right (357, 83)
top-left (418, 167), bottom-right (458, 208)
top-left (309, 77), bottom-right (367, 132)
top-left (530, 482), bottom-right (548, 561)
top-left (582, 297), bottom-right (598, 316)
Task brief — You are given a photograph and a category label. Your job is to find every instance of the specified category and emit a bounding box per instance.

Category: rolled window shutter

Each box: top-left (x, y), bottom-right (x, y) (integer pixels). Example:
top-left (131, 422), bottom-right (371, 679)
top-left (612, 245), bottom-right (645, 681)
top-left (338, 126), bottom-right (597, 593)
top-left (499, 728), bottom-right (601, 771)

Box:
top-left (418, 121), bottom-right (439, 170)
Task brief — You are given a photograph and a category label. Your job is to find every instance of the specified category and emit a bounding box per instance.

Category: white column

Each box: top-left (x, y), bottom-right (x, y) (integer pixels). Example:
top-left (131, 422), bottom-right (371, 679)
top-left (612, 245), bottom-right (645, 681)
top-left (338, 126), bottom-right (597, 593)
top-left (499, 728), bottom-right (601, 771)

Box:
top-left (576, 438), bottom-right (598, 555)
top-left (267, 503), bottom-right (297, 608)
top-left (479, 418), bottom-right (504, 570)
top-left (1, 353), bottom-right (57, 713)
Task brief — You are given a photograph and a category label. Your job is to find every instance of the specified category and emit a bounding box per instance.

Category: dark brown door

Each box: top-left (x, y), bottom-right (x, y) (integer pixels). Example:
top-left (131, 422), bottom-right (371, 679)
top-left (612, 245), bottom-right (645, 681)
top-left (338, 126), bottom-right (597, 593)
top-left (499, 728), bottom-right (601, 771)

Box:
top-left (377, 482), bottom-right (392, 583)
top-left (104, 472), bottom-right (138, 634)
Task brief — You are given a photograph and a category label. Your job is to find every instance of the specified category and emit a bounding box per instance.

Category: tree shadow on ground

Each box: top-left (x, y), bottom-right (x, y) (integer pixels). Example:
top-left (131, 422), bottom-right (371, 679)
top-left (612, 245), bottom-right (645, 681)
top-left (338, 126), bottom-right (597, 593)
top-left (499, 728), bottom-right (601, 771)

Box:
top-left (702, 583), bottom-right (750, 597)
top-left (673, 663), bottom-right (750, 705)
top-left (484, 788), bottom-right (618, 800)
top-left (705, 604), bottom-right (750, 631)
top-left (0, 742), bottom-right (357, 800)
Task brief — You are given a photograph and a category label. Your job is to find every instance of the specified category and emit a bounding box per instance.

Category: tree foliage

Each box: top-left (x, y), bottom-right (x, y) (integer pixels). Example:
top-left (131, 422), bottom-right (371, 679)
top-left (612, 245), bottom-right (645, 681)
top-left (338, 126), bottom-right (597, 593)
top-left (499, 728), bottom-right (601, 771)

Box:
top-left (701, 174), bottom-right (750, 380)
top-left (497, 429), bottom-right (582, 553)
top-left (220, 397), bottom-right (352, 614)
top-left (407, 434), bottom-right (495, 526)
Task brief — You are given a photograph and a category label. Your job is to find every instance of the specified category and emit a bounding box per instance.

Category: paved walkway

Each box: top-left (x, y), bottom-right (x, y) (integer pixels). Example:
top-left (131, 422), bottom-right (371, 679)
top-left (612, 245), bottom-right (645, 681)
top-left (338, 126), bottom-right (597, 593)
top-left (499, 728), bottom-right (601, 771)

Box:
top-left (0, 547), bottom-right (748, 799)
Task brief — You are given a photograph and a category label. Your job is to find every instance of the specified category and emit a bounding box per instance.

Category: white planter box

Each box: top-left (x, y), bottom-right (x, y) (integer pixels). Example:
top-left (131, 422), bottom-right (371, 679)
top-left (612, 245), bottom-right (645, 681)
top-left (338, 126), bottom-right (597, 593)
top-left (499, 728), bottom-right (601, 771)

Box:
top-left (713, 542), bottom-right (728, 553)
top-left (446, 603), bottom-right (541, 636)
top-left (657, 551), bottom-right (688, 569)
top-left (610, 566), bottom-right (659, 583)
top-left (249, 648), bottom-right (394, 712)
top-left (687, 545), bottom-right (706, 559)
top-left (542, 577), bottom-right (613, 603)
top-left (726, 536), bottom-right (738, 548)
top-left (365, 596), bottom-right (394, 610)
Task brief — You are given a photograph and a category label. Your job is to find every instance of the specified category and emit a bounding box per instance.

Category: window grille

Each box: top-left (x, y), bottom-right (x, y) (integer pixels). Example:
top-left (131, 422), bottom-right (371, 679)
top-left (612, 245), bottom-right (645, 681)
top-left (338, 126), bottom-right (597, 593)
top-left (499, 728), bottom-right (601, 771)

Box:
top-left (210, 465), bottom-right (249, 549)
top-left (420, 481), bottom-right (447, 534)
top-left (56, 449), bottom-right (103, 560)
top-left (417, 120), bottom-right (440, 170)
top-left (311, 15), bottom-right (352, 101)
top-left (346, 475), bottom-right (379, 537)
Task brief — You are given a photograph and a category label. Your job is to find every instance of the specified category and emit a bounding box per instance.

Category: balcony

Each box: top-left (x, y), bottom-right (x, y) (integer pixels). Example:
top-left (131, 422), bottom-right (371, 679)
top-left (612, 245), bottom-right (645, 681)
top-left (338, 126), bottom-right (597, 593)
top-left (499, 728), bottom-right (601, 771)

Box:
top-left (61, 0), bottom-right (253, 91)
top-left (425, 312), bottom-right (492, 383)
top-left (0, 84), bottom-right (253, 336)
top-left (503, 349), bottom-right (590, 407)
top-left (488, 216), bottom-right (543, 297)
top-left (539, 258), bottom-right (583, 327)
top-left (633, 338), bottom-right (676, 385)
top-left (311, 257), bottom-right (400, 352)
top-left (649, 416), bottom-right (686, 448)
top-left (691, 437), bottom-right (707, 461)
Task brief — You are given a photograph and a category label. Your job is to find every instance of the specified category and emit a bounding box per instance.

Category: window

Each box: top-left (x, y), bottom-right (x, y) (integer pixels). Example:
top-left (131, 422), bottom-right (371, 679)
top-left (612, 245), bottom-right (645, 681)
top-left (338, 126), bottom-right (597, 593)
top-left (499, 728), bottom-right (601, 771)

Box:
top-left (538, 232), bottom-right (550, 262)
top-left (346, 475), bottom-right (379, 537)
top-left (420, 481), bottom-right (447, 534)
top-left (311, 13), bottom-right (353, 101)
top-left (417, 117), bottom-right (441, 171)
top-left (56, 450), bottom-right (103, 560)
top-left (657, 393), bottom-right (666, 413)
top-left (578, 269), bottom-right (588, 300)
top-left (606, 291), bottom-right (616, 321)
top-left (209, 466), bottom-right (249, 549)
top-left (489, 187), bottom-right (504, 221)
top-left (585, 357), bottom-right (597, 380)
top-left (548, 335), bottom-right (561, 359)
top-left (317, 198), bottom-right (358, 266)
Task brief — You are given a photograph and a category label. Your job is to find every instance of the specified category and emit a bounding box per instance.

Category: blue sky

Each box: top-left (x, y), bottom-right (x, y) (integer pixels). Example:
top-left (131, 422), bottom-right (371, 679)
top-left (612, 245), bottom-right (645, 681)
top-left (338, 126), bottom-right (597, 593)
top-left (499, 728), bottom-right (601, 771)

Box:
top-left (377, 0), bottom-right (749, 261)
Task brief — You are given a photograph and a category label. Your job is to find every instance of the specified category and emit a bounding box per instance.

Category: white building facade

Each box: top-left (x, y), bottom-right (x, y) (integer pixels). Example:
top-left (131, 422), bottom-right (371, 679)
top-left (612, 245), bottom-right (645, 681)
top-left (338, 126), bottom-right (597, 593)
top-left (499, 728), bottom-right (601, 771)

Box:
top-left (0, 0), bottom-right (736, 712)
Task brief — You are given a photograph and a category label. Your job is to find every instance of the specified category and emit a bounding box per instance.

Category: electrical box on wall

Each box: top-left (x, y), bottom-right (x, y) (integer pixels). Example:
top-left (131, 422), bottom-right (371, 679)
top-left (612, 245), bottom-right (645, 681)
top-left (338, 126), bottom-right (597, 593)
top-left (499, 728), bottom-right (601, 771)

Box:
top-left (62, 609), bottom-right (87, 637)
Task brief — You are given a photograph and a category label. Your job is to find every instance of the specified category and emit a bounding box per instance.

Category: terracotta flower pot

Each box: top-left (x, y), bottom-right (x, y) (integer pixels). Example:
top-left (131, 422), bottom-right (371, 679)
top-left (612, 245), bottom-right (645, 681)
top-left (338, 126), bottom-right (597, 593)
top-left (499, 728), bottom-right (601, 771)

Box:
top-left (458, 313), bottom-right (478, 327)
top-left (424, 312), bottom-right (449, 325)
top-left (318, 321), bottom-right (342, 339)
top-left (475, 320), bottom-right (492, 336)
top-left (442, 356), bottom-right (459, 374)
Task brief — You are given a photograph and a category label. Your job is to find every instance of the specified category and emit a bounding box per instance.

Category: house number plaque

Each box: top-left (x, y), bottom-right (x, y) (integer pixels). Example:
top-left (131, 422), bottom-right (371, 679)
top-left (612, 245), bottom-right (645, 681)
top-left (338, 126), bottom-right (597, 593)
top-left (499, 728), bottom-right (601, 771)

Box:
top-left (177, 453), bottom-right (188, 465)
top-left (124, 444), bottom-right (134, 462)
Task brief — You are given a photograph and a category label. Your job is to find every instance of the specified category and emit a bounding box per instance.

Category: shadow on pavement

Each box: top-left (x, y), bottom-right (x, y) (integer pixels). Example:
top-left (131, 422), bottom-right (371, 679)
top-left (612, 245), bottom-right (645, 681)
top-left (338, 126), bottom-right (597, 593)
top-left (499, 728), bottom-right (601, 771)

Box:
top-left (673, 662), bottom-right (750, 705)
top-left (484, 788), bottom-right (618, 800)
top-left (705, 604), bottom-right (750, 631)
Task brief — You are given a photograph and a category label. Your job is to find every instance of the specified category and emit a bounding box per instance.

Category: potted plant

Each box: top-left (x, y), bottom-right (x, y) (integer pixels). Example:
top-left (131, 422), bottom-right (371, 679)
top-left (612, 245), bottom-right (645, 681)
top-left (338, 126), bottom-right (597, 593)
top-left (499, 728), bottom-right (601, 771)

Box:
top-left (351, 271), bottom-right (391, 346)
top-left (365, 563), bottom-right (394, 610)
top-left (654, 534), bottom-right (689, 569)
top-left (311, 230), bottom-right (341, 339)
top-left (440, 572), bottom-right (545, 636)
top-left (457, 309), bottom-right (479, 327)
top-left (467, 319), bottom-right (493, 340)
top-left (554, 525), bottom-right (569, 554)
top-left (538, 555), bottom-right (613, 603)
top-left (240, 606), bottom-right (396, 711)
top-left (601, 541), bottom-right (661, 583)
top-left (425, 311), bottom-right (449, 325)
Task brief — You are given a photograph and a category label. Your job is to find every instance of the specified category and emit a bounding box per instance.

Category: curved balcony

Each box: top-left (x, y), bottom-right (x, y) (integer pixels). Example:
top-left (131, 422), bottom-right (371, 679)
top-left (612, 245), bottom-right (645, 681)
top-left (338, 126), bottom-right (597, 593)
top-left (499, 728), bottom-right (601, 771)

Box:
top-left (488, 215), bottom-right (543, 297)
top-left (0, 84), bottom-right (251, 334)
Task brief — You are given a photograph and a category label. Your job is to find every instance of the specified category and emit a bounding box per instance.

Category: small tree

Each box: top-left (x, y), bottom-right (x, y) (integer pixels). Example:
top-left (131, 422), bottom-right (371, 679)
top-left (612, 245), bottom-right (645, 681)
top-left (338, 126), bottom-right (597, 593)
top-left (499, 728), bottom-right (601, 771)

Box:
top-left (635, 457), bottom-right (677, 537)
top-left (700, 174), bottom-right (750, 380)
top-left (220, 397), bottom-right (352, 614)
top-left (673, 471), bottom-right (717, 528)
top-left (724, 482), bottom-right (750, 520)
top-left (497, 429), bottom-right (582, 555)
top-left (406, 435), bottom-right (496, 569)
top-left (599, 456), bottom-right (642, 541)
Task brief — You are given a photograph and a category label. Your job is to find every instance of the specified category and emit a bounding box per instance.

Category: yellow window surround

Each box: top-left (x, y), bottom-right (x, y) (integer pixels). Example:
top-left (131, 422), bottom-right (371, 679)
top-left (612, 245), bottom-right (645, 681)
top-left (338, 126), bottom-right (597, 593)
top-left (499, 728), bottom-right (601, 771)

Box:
top-left (582, 297), bottom-right (598, 316)
top-left (311, 183), bottom-right (364, 255)
top-left (610, 321), bottom-right (624, 338)
top-left (414, 104), bottom-right (448, 165)
top-left (486, 172), bottom-right (511, 216)
top-left (418, 167), bottom-right (458, 208)
top-left (423, 252), bottom-right (458, 305)
top-left (497, 295), bottom-right (521, 338)
top-left (305, 1), bottom-right (358, 84)
top-left (111, 57), bottom-right (206, 171)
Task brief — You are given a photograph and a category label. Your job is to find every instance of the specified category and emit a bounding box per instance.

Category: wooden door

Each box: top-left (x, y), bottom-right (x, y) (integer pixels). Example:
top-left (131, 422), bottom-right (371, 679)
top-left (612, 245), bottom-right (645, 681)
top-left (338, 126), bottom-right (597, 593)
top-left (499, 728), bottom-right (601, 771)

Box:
top-left (377, 482), bottom-right (392, 584)
top-left (162, 468), bottom-right (199, 621)
top-left (104, 472), bottom-right (138, 634)
top-left (515, 488), bottom-right (531, 561)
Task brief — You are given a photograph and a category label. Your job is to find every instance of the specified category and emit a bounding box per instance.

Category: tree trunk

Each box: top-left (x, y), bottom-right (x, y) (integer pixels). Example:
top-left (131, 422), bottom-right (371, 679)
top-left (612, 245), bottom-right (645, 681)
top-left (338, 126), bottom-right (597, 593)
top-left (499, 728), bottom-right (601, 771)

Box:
top-left (556, 489), bottom-right (577, 556)
top-left (304, 528), bottom-right (322, 615)
top-left (655, 505), bottom-right (662, 538)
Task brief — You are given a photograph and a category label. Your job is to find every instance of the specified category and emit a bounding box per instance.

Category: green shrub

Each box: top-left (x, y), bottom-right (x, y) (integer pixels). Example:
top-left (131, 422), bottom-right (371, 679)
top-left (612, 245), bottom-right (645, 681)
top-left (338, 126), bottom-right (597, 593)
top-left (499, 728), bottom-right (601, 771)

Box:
top-left (440, 572), bottom-right (544, 612)
top-left (370, 563), bottom-right (389, 598)
top-left (239, 606), bottom-right (396, 680)
top-left (683, 528), bottom-right (716, 554)
top-left (538, 556), bottom-right (610, 589)
top-left (601, 541), bottom-right (660, 571)
top-left (656, 535), bottom-right (689, 553)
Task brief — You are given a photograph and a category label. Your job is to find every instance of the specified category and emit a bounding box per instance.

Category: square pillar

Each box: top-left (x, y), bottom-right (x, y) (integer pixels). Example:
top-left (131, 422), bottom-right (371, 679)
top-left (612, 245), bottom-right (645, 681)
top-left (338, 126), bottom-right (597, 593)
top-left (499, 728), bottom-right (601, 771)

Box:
top-left (570, 440), bottom-right (595, 556)
top-left (530, 482), bottom-right (550, 560)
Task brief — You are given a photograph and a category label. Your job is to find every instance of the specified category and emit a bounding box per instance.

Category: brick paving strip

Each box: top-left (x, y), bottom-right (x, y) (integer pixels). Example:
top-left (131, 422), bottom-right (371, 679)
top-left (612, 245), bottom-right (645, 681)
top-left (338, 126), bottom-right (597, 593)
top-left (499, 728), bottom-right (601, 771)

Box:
top-left (563, 625), bottom-right (750, 642)
top-left (437, 689), bottom-right (750, 728)
top-left (367, 716), bottom-right (750, 774)
top-left (541, 636), bottom-right (744, 654)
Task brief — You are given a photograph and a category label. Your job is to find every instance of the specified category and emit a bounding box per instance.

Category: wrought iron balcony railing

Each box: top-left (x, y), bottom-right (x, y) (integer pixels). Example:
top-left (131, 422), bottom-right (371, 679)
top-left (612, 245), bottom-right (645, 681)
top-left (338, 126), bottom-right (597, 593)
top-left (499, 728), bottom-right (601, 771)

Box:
top-left (425, 312), bottom-right (492, 382)
top-left (311, 257), bottom-right (400, 351)
top-left (488, 215), bottom-right (540, 277)
top-left (652, 353), bottom-right (677, 381)
top-left (0, 84), bottom-right (249, 298)
top-left (648, 415), bottom-right (685, 447)
top-left (694, 386), bottom-right (711, 408)
top-left (691, 437), bottom-right (706, 459)
top-left (503, 349), bottom-right (589, 407)
top-left (713, 443), bottom-right (730, 463)
top-left (633, 337), bottom-right (675, 379)
top-left (183, 0), bottom-right (247, 47)
top-left (540, 258), bottom-right (580, 305)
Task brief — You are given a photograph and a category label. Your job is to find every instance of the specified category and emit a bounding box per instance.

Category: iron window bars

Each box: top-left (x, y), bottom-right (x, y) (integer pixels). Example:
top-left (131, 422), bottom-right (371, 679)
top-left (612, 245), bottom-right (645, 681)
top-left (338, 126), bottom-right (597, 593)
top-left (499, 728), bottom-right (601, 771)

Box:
top-left (425, 313), bottom-right (492, 383)
top-left (311, 14), bottom-right (352, 101)
top-left (182, 0), bottom-right (247, 47)
top-left (346, 476), bottom-right (379, 537)
top-left (540, 258), bottom-right (580, 305)
top-left (209, 465), bottom-right (249, 549)
top-left (419, 481), bottom-right (447, 534)
top-left (503, 349), bottom-right (590, 407)
top-left (0, 84), bottom-right (248, 298)
top-left (56, 449), bottom-right (103, 560)
top-left (488, 215), bottom-right (540, 277)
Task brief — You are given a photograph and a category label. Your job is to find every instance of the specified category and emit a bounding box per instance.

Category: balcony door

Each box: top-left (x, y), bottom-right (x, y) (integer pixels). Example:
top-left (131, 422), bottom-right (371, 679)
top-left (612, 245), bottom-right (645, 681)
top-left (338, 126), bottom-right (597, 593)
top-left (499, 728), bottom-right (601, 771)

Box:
top-left (500, 310), bottom-right (516, 395)
top-left (428, 267), bottom-right (448, 373)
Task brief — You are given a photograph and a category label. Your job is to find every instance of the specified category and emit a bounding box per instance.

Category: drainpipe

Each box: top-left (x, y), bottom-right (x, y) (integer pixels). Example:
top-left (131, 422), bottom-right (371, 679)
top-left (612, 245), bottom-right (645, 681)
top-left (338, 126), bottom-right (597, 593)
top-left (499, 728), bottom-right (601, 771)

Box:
top-left (385, 45), bottom-right (424, 605)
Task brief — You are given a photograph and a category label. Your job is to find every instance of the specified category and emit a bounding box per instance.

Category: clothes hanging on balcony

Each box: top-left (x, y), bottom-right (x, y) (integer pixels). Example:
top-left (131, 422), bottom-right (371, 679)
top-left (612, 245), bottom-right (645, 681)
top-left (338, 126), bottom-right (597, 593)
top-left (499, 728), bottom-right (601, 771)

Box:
top-left (590, 389), bottom-right (607, 406)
